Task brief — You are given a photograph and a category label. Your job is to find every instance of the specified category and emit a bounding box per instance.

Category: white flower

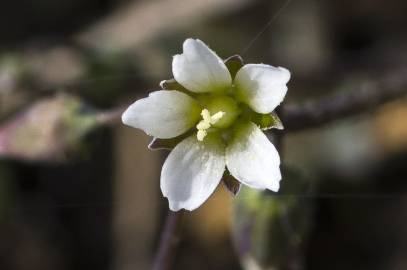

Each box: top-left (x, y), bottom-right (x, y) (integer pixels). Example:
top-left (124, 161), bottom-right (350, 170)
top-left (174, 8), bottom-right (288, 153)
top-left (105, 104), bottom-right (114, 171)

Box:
top-left (122, 39), bottom-right (290, 211)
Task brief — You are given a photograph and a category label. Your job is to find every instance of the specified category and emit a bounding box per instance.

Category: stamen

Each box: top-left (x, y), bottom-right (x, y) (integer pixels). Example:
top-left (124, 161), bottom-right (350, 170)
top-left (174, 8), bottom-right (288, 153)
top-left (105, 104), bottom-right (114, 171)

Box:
top-left (196, 109), bottom-right (225, 141)
top-left (197, 130), bottom-right (207, 141)
top-left (210, 111), bottom-right (225, 124)
top-left (201, 109), bottom-right (211, 122)
top-left (197, 120), bottom-right (210, 130)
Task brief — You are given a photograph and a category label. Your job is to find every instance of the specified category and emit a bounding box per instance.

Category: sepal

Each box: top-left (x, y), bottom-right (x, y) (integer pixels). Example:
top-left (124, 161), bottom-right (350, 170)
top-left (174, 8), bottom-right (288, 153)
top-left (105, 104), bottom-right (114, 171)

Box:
top-left (222, 170), bottom-right (241, 196)
top-left (251, 111), bottom-right (284, 130)
top-left (159, 78), bottom-right (188, 91)
top-left (224, 55), bottom-right (244, 79)
top-left (148, 131), bottom-right (192, 150)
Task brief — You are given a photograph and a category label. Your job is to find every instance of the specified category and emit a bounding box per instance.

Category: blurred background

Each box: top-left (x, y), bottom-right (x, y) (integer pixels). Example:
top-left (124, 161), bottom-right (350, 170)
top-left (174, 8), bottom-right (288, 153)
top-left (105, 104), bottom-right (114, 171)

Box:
top-left (0, 0), bottom-right (407, 269)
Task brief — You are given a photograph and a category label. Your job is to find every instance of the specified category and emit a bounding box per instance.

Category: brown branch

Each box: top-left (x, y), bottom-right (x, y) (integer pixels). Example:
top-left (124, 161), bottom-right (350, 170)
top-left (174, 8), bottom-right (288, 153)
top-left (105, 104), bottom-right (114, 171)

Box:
top-left (153, 210), bottom-right (184, 270)
top-left (96, 104), bottom-right (128, 125)
top-left (99, 67), bottom-right (407, 134)
top-left (282, 67), bottom-right (407, 132)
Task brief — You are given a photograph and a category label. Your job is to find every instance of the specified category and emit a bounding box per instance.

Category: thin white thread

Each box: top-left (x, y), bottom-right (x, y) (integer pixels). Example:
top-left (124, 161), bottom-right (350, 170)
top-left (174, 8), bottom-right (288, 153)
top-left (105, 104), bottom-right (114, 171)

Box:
top-left (241, 0), bottom-right (292, 56)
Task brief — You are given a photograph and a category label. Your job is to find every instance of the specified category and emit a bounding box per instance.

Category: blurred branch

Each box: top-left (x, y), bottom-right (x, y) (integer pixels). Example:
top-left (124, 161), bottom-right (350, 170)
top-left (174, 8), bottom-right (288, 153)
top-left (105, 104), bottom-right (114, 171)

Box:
top-left (101, 67), bottom-right (407, 135)
top-left (96, 104), bottom-right (128, 125)
top-left (153, 211), bottom-right (184, 270)
top-left (283, 67), bottom-right (407, 132)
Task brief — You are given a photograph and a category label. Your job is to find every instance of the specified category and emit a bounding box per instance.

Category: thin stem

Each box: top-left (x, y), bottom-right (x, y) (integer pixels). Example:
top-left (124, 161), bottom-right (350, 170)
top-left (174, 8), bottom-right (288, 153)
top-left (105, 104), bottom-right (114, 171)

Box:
top-left (153, 210), bottom-right (184, 270)
top-left (96, 104), bottom-right (128, 125)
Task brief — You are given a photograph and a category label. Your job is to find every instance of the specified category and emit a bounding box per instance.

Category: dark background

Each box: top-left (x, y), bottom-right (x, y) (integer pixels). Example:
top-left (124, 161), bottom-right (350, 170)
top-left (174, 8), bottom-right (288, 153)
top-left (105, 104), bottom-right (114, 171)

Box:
top-left (0, 0), bottom-right (407, 269)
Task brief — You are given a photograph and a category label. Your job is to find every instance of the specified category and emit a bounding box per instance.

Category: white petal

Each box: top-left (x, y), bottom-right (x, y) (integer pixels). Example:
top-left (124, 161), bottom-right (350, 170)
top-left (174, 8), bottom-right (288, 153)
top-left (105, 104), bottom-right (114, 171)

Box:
top-left (234, 64), bottom-right (290, 114)
top-left (122, 90), bottom-right (201, 139)
top-left (161, 135), bottom-right (226, 211)
top-left (172, 39), bottom-right (232, 93)
top-left (226, 122), bottom-right (281, 192)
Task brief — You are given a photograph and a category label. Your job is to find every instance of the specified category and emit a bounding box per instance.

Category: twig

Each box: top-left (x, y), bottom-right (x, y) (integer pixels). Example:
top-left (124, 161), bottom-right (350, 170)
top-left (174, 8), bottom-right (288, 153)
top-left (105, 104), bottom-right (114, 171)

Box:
top-left (100, 68), bottom-right (407, 133)
top-left (96, 104), bottom-right (128, 125)
top-left (282, 67), bottom-right (407, 132)
top-left (153, 210), bottom-right (184, 270)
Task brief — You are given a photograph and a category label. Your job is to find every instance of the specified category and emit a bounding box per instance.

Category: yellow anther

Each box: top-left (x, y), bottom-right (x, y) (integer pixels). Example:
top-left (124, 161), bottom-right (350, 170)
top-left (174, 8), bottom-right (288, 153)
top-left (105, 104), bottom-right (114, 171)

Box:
top-left (201, 109), bottom-right (211, 122)
top-left (196, 109), bottom-right (225, 141)
top-left (210, 111), bottom-right (225, 124)
top-left (197, 129), bottom-right (207, 141)
top-left (196, 120), bottom-right (210, 130)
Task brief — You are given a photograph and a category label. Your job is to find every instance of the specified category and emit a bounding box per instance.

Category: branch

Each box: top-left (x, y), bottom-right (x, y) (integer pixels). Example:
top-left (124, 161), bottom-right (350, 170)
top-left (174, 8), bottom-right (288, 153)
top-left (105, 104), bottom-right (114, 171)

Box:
top-left (153, 210), bottom-right (184, 270)
top-left (282, 67), bottom-right (407, 132)
top-left (96, 104), bottom-right (128, 125)
top-left (99, 67), bottom-right (407, 134)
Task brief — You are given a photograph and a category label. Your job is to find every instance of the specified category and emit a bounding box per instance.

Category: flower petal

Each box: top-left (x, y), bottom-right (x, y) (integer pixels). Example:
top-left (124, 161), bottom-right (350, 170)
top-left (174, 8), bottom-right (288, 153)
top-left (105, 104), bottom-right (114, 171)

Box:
top-left (172, 39), bottom-right (232, 93)
top-left (234, 64), bottom-right (290, 114)
top-left (226, 122), bottom-right (281, 191)
top-left (161, 135), bottom-right (226, 211)
top-left (122, 90), bottom-right (201, 139)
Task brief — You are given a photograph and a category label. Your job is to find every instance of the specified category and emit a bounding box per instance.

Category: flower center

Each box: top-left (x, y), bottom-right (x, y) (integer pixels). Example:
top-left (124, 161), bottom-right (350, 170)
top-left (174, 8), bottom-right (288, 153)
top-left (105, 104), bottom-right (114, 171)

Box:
top-left (206, 96), bottom-right (240, 128)
top-left (196, 96), bottom-right (240, 141)
top-left (196, 109), bottom-right (224, 141)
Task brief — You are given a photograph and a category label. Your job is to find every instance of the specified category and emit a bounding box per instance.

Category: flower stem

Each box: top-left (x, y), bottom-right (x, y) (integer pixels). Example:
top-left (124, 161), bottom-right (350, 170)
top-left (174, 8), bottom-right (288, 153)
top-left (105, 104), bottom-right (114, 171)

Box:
top-left (153, 210), bottom-right (184, 270)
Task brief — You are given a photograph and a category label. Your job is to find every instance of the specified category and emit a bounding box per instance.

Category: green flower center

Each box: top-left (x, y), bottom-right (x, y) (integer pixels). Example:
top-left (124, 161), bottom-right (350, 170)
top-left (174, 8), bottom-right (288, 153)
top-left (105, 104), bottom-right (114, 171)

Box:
top-left (206, 96), bottom-right (240, 128)
top-left (196, 95), bottom-right (240, 141)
